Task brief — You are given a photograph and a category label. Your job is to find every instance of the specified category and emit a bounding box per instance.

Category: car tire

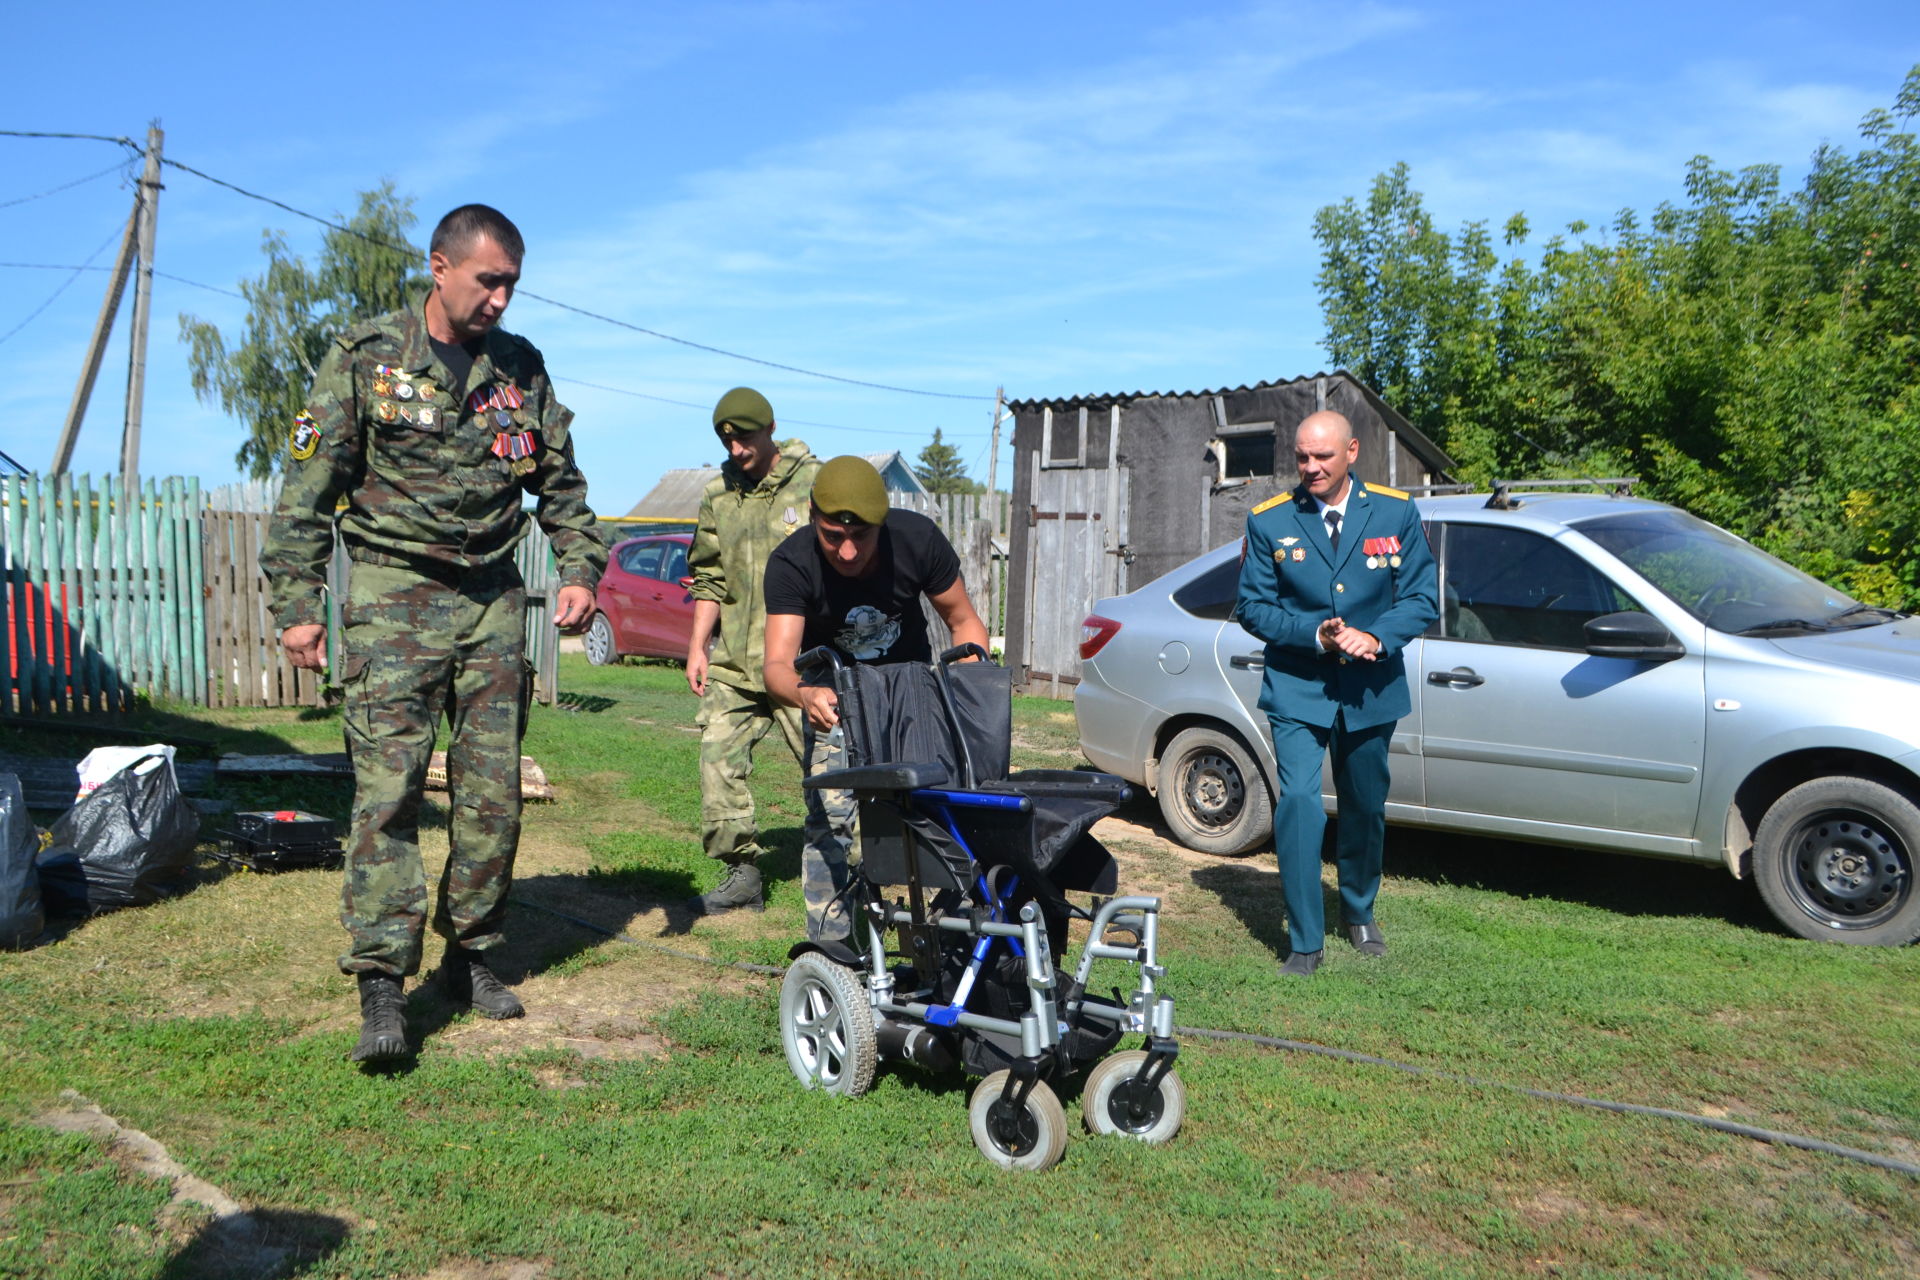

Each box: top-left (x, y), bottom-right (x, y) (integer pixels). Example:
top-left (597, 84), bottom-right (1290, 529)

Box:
top-left (1752, 775), bottom-right (1920, 946)
top-left (1156, 726), bottom-right (1272, 855)
top-left (584, 612), bottom-right (616, 667)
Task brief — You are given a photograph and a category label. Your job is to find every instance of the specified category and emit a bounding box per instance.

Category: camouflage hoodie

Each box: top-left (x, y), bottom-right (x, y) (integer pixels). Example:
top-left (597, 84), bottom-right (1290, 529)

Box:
top-left (689, 440), bottom-right (818, 691)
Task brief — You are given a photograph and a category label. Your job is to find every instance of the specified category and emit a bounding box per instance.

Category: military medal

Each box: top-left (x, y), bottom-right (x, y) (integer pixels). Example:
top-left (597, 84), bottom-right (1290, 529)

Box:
top-left (468, 382), bottom-right (526, 413)
top-left (496, 410), bottom-right (514, 427)
top-left (783, 505), bottom-right (799, 532)
top-left (1366, 555), bottom-right (1380, 569)
top-left (1292, 548), bottom-right (1305, 562)
top-left (376, 401), bottom-right (398, 423)
top-left (492, 428), bottom-right (539, 476)
top-left (1390, 555), bottom-right (1402, 567)
top-left (395, 381), bottom-right (415, 401)
top-left (372, 377), bottom-right (393, 397)
top-left (1280, 536), bottom-right (1299, 547)
top-left (417, 408), bottom-right (436, 429)
top-left (418, 384), bottom-right (437, 400)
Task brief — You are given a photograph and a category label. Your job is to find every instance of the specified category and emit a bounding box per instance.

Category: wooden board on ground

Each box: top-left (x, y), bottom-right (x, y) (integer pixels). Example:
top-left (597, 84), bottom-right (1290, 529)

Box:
top-left (217, 752), bottom-right (353, 776)
top-left (424, 752), bottom-right (555, 802)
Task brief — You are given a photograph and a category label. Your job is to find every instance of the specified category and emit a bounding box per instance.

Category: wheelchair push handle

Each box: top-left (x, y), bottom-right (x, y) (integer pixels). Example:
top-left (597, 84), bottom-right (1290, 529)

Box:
top-left (795, 645), bottom-right (848, 685)
top-left (940, 642), bottom-right (992, 666)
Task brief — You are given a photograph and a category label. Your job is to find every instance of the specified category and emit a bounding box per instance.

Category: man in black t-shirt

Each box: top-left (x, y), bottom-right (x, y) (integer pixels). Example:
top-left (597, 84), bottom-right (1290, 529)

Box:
top-left (763, 456), bottom-right (988, 941)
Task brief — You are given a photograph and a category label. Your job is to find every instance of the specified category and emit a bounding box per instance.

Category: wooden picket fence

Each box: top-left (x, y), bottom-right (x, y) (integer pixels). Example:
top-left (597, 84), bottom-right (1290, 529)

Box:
top-left (3, 474), bottom-right (562, 716)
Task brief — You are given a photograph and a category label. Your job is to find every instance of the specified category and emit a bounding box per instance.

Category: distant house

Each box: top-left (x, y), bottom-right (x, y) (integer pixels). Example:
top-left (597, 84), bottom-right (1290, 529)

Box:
top-left (622, 449), bottom-right (929, 522)
top-left (1003, 371), bottom-right (1453, 693)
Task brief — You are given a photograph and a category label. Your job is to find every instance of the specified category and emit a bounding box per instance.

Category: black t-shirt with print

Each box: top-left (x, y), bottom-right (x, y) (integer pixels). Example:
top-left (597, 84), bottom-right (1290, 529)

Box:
top-left (764, 509), bottom-right (961, 666)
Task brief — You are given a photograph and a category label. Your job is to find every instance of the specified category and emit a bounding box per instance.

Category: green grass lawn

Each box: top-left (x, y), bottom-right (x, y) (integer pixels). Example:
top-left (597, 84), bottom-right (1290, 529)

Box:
top-left (1, 656), bottom-right (1916, 1278)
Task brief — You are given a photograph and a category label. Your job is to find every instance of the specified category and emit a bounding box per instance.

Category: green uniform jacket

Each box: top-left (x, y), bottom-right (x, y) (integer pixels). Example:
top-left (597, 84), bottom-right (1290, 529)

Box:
top-left (688, 441), bottom-right (818, 692)
top-left (261, 293), bottom-right (608, 630)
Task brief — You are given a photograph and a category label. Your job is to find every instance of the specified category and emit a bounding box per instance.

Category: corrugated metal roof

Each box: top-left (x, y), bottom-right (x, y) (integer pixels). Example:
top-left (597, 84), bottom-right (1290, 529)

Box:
top-left (624, 468), bottom-right (718, 519)
top-left (625, 452), bottom-right (930, 520)
top-left (1005, 370), bottom-right (1452, 474)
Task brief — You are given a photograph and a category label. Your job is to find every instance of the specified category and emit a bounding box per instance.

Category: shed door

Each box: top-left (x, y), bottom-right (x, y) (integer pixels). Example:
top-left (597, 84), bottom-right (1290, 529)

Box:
top-left (1024, 465), bottom-right (1130, 687)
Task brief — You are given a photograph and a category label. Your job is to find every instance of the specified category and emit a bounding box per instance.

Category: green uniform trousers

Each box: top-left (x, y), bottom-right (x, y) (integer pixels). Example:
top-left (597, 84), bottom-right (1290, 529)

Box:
top-left (697, 679), bottom-right (807, 864)
top-left (338, 560), bottom-right (527, 977)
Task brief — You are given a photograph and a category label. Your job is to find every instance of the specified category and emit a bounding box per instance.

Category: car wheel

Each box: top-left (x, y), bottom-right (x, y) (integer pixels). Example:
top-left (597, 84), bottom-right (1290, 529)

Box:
top-left (1752, 776), bottom-right (1920, 946)
top-left (1156, 726), bottom-right (1272, 855)
top-left (583, 613), bottom-right (616, 666)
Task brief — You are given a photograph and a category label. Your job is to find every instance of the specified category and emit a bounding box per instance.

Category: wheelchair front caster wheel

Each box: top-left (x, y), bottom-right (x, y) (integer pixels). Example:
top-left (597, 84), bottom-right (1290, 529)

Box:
top-left (968, 1071), bottom-right (1068, 1171)
top-left (1082, 1050), bottom-right (1186, 1144)
top-left (779, 954), bottom-right (877, 1096)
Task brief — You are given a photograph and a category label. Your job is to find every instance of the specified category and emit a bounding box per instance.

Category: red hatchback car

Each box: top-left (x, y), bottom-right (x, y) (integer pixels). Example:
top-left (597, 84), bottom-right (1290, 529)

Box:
top-left (586, 533), bottom-right (697, 664)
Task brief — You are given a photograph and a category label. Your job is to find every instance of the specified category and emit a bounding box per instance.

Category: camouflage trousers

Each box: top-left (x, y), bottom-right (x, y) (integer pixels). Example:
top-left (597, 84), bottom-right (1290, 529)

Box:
top-left (697, 679), bottom-right (806, 864)
top-left (802, 728), bottom-right (860, 943)
top-left (337, 560), bottom-right (526, 978)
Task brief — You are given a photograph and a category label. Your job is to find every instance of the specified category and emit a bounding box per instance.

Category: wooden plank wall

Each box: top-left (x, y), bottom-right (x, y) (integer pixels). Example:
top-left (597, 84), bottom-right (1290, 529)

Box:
top-left (889, 489), bottom-right (1010, 655)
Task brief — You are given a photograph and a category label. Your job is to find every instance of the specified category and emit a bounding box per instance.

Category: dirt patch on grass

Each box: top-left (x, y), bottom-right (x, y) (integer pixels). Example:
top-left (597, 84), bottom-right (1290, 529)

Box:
top-left (424, 1260), bottom-right (549, 1279)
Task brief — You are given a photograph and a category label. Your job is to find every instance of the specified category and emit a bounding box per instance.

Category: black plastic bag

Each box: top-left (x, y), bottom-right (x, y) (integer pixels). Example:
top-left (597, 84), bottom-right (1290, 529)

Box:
top-left (0, 772), bottom-right (43, 948)
top-left (37, 754), bottom-right (200, 914)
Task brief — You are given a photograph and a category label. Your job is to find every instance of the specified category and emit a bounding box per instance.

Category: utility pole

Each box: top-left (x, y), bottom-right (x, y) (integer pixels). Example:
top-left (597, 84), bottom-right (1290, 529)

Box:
top-left (51, 204), bottom-right (140, 475)
top-left (121, 122), bottom-right (164, 478)
top-left (985, 386), bottom-right (1006, 500)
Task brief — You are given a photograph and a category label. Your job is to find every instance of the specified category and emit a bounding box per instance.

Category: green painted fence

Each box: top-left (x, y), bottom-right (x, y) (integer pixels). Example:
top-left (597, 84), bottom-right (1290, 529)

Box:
top-left (2, 474), bottom-right (562, 715)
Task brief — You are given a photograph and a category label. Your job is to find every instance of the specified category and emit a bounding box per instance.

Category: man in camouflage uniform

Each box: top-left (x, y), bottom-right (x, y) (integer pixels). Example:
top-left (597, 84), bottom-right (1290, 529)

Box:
top-left (685, 387), bottom-right (819, 914)
top-left (262, 205), bottom-right (606, 1063)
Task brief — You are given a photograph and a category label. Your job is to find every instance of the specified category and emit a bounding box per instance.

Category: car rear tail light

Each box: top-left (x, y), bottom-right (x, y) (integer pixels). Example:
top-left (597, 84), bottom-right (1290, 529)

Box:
top-left (1080, 614), bottom-right (1121, 660)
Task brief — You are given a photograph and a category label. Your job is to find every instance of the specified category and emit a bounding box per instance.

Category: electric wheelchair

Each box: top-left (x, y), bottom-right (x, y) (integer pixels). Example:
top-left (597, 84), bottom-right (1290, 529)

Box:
top-left (777, 644), bottom-right (1185, 1170)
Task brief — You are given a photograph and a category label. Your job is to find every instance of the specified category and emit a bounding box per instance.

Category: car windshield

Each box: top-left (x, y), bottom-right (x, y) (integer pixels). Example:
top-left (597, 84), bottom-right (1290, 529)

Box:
top-left (1570, 508), bottom-right (1884, 634)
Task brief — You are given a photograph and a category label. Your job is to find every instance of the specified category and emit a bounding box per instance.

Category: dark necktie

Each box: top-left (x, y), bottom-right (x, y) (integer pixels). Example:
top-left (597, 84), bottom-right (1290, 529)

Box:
top-left (1326, 509), bottom-right (1341, 552)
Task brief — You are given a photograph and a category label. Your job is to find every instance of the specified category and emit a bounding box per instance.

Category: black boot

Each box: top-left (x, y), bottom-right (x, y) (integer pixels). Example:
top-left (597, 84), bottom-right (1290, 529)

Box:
top-left (349, 973), bottom-right (408, 1061)
top-left (446, 947), bottom-right (525, 1020)
top-left (689, 863), bottom-right (764, 915)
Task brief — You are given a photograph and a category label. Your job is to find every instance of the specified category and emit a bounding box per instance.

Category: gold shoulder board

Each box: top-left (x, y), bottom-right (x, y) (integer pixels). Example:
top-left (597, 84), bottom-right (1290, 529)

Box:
top-left (1364, 482), bottom-right (1410, 500)
top-left (1251, 493), bottom-right (1288, 515)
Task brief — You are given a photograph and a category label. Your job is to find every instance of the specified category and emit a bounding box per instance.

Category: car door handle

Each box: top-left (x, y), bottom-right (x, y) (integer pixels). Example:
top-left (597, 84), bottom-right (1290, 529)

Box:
top-left (1428, 667), bottom-right (1485, 687)
top-left (1230, 653), bottom-right (1266, 670)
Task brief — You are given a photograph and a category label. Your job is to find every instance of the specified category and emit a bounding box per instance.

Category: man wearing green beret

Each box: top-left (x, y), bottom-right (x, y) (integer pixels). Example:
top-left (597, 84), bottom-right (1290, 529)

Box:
top-left (686, 388), bottom-right (820, 914)
top-left (763, 456), bottom-right (989, 940)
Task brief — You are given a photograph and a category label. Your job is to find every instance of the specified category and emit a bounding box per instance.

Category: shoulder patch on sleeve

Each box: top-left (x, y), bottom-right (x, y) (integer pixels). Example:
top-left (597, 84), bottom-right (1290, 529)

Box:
top-left (1251, 493), bottom-right (1288, 515)
top-left (1363, 482), bottom-right (1410, 500)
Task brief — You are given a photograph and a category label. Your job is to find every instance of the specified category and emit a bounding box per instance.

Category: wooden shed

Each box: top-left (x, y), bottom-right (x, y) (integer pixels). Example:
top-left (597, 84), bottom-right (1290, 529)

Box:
top-left (1004, 371), bottom-right (1453, 695)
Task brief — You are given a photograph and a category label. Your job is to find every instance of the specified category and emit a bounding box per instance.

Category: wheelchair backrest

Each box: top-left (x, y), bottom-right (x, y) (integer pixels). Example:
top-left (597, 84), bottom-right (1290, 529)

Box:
top-left (839, 659), bottom-right (1013, 787)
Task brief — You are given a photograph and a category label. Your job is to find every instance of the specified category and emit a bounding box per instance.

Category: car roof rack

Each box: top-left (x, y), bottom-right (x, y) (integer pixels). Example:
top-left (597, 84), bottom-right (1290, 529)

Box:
top-left (1482, 477), bottom-right (1639, 510)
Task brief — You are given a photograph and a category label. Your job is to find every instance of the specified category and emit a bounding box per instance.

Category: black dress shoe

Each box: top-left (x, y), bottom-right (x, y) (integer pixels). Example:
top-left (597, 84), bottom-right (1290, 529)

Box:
top-left (1279, 950), bottom-right (1322, 977)
top-left (1345, 922), bottom-right (1386, 957)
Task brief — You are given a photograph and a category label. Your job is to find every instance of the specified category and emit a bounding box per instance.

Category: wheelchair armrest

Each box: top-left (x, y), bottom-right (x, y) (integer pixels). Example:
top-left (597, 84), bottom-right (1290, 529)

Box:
top-left (993, 769), bottom-right (1133, 804)
top-left (803, 761), bottom-right (951, 792)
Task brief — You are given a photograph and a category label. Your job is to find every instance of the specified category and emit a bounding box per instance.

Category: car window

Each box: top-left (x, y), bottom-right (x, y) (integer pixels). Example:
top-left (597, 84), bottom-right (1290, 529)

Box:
top-left (1441, 524), bottom-right (1637, 649)
top-left (660, 544), bottom-right (689, 582)
top-left (619, 542), bottom-right (666, 577)
top-left (1173, 556), bottom-right (1240, 621)
top-left (1422, 521), bottom-right (1442, 637)
top-left (1572, 507), bottom-right (1866, 633)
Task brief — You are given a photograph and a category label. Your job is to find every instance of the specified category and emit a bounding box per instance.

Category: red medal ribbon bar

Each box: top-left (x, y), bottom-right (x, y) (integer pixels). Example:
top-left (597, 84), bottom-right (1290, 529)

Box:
top-left (467, 383), bottom-right (526, 413)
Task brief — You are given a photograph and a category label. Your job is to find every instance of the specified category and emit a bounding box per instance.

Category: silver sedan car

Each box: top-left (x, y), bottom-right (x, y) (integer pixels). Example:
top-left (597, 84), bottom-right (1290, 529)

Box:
top-left (1076, 491), bottom-right (1920, 945)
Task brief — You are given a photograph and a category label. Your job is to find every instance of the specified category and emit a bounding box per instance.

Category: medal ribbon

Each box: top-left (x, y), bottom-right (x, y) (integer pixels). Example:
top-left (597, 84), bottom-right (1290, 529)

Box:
top-left (468, 383), bottom-right (526, 413)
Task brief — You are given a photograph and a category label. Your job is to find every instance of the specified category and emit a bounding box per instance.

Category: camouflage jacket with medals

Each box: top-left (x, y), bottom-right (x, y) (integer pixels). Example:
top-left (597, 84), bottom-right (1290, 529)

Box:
top-left (261, 292), bottom-right (608, 630)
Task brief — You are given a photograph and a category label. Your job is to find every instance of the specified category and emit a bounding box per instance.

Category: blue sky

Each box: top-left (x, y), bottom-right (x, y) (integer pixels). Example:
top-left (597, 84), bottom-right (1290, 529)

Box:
top-left (5, 1), bottom-right (1917, 512)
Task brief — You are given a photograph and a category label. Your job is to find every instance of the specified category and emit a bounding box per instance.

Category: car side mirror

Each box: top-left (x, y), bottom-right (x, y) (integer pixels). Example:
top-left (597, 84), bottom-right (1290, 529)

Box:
top-left (1584, 611), bottom-right (1683, 662)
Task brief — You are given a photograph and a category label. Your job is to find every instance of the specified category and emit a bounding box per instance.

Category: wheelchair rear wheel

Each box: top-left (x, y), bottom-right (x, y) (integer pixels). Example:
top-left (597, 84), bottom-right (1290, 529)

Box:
top-left (968, 1071), bottom-right (1068, 1171)
top-left (779, 954), bottom-right (877, 1096)
top-left (1081, 1050), bottom-right (1186, 1144)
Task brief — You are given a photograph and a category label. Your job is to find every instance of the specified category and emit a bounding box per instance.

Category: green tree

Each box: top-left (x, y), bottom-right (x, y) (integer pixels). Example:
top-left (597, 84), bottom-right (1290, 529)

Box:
top-left (1312, 64), bottom-right (1920, 607)
top-left (913, 428), bottom-right (980, 494)
top-left (181, 183), bottom-right (426, 478)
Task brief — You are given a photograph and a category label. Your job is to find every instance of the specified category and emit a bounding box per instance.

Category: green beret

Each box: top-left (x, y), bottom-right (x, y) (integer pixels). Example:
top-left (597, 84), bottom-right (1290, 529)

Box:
top-left (712, 386), bottom-right (774, 436)
top-left (811, 456), bottom-right (889, 526)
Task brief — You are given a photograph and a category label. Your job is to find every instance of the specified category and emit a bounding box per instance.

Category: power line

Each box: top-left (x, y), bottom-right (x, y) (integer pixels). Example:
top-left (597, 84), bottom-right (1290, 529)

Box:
top-left (0, 159), bottom-right (134, 211)
top-left (555, 376), bottom-right (987, 437)
top-left (0, 223), bottom-right (125, 348)
top-left (0, 130), bottom-right (138, 148)
top-left (0, 261), bottom-right (244, 299)
top-left (157, 155), bottom-right (995, 404)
